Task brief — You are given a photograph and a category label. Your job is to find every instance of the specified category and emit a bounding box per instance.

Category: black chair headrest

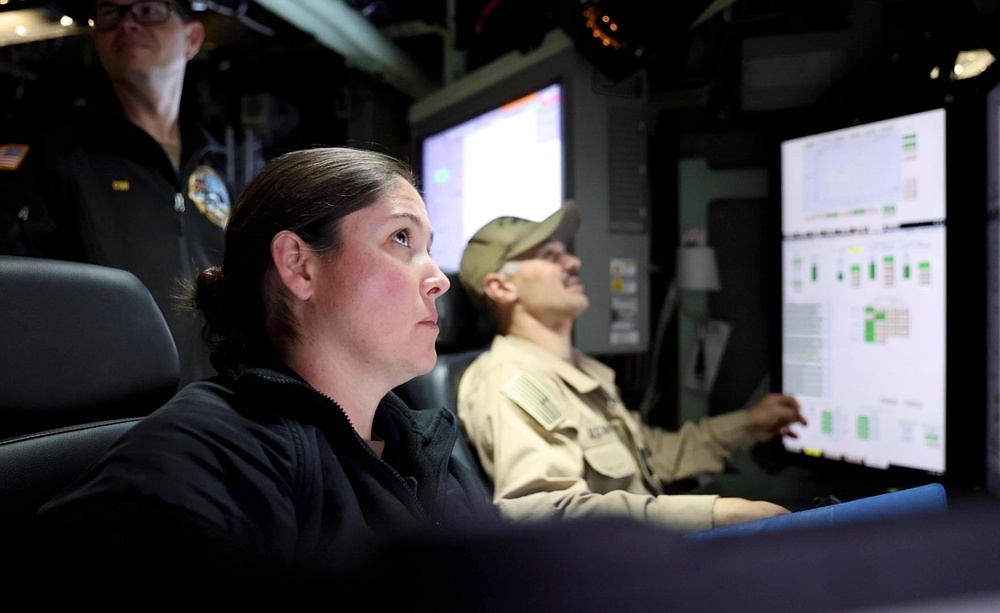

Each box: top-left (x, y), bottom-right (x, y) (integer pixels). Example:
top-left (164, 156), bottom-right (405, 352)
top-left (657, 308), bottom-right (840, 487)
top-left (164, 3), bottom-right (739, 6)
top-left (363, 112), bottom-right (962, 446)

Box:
top-left (437, 272), bottom-right (495, 353)
top-left (0, 256), bottom-right (180, 439)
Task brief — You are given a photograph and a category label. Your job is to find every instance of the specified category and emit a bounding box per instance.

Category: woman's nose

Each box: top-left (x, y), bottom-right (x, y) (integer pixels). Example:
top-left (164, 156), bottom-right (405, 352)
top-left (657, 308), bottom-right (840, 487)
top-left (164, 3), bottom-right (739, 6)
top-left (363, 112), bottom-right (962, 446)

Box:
top-left (426, 263), bottom-right (451, 296)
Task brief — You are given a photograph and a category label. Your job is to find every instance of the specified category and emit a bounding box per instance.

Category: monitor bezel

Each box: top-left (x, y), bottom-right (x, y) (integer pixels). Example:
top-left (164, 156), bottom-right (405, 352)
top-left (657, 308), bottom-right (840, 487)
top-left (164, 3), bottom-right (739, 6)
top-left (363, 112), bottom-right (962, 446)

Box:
top-left (767, 91), bottom-right (988, 492)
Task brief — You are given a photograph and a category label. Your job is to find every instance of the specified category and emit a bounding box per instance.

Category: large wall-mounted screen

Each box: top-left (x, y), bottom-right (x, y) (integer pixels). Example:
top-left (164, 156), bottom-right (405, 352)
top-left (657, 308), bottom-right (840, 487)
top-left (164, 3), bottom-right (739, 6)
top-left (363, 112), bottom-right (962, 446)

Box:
top-left (419, 81), bottom-right (564, 273)
top-left (779, 108), bottom-right (948, 476)
top-left (409, 30), bottom-right (650, 355)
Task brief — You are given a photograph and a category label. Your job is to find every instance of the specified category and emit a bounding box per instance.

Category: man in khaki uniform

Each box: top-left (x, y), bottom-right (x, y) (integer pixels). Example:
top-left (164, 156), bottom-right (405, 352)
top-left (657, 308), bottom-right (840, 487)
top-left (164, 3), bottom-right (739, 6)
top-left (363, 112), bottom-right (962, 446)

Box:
top-left (456, 202), bottom-right (808, 531)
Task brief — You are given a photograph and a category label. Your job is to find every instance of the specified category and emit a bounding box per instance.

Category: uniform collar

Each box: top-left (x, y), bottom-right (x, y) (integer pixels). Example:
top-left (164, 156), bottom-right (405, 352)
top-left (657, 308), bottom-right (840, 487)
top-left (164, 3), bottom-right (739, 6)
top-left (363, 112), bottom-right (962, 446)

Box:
top-left (491, 334), bottom-right (617, 396)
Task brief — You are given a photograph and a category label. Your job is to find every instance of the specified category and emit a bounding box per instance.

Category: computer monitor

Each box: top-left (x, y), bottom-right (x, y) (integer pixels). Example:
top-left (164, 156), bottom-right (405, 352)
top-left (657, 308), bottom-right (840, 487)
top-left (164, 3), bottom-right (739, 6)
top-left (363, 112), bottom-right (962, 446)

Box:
top-left (409, 29), bottom-right (651, 356)
top-left (419, 81), bottom-right (564, 274)
top-left (776, 104), bottom-right (985, 488)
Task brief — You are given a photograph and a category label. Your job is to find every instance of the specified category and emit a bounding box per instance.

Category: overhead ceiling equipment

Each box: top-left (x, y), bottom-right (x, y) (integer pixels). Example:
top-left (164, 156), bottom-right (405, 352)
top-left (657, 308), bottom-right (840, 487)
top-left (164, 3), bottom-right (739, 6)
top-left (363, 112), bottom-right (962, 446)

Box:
top-left (252, 0), bottom-right (436, 98)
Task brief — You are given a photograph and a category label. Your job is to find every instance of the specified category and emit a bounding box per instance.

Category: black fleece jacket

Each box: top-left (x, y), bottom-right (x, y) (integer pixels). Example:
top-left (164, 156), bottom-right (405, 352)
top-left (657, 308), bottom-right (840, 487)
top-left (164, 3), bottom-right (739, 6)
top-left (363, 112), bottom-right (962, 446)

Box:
top-left (34, 344), bottom-right (499, 587)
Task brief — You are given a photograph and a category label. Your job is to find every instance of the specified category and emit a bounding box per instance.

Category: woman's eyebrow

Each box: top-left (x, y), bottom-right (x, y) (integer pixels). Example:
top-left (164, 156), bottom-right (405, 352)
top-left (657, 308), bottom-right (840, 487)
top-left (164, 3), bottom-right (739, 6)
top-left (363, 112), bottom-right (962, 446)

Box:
top-left (391, 211), bottom-right (434, 246)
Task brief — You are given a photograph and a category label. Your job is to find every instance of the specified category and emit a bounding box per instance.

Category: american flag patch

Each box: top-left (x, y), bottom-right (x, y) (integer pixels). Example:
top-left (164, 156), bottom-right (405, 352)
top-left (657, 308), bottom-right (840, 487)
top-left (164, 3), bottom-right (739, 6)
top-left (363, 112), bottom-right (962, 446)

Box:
top-left (501, 371), bottom-right (565, 430)
top-left (0, 144), bottom-right (28, 171)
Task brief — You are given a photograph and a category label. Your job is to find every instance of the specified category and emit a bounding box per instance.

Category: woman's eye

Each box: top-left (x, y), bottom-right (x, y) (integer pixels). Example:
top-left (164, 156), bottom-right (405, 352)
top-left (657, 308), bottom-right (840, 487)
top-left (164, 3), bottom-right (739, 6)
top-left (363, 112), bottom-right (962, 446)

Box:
top-left (394, 230), bottom-right (410, 247)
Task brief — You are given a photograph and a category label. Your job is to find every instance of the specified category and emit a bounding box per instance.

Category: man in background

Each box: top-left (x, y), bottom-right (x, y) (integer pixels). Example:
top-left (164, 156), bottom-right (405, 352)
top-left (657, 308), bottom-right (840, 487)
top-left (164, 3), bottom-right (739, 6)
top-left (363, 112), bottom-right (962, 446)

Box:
top-left (457, 201), bottom-right (808, 530)
top-left (0, 0), bottom-right (231, 386)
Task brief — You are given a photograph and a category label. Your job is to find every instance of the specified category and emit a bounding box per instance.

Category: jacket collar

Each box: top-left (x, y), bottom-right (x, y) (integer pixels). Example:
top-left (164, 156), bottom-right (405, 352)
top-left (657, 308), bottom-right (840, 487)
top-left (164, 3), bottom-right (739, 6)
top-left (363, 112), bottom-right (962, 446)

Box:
top-left (209, 340), bottom-right (458, 462)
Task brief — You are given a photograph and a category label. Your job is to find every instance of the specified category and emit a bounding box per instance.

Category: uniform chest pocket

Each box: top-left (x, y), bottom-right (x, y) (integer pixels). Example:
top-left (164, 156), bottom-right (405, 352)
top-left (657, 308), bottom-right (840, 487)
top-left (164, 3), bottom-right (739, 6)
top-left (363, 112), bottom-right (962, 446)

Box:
top-left (582, 437), bottom-right (637, 485)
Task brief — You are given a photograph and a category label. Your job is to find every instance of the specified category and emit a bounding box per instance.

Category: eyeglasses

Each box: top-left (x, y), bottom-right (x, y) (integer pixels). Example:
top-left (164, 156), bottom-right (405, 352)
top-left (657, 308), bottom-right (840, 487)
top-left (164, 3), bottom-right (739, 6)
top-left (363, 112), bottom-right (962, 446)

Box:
top-left (92, 1), bottom-right (178, 31)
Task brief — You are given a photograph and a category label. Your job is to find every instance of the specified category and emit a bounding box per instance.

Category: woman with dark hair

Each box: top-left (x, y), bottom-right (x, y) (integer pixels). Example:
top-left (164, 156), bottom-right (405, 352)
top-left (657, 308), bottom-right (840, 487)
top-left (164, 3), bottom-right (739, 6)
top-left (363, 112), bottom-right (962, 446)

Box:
top-left (35, 146), bottom-right (498, 586)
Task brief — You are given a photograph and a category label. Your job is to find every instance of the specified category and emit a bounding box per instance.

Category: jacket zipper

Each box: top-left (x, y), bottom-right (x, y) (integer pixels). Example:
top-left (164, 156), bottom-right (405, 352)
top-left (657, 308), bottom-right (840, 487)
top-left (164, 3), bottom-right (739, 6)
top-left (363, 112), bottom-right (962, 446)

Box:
top-left (174, 192), bottom-right (194, 282)
top-left (257, 374), bottom-right (429, 518)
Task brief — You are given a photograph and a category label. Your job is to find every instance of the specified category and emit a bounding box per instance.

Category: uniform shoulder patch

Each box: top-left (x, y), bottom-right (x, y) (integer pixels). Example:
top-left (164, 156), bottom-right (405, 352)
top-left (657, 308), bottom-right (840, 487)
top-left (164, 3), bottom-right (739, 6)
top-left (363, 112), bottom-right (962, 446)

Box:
top-left (501, 371), bottom-right (565, 430)
top-left (187, 165), bottom-right (231, 229)
top-left (0, 144), bottom-right (29, 171)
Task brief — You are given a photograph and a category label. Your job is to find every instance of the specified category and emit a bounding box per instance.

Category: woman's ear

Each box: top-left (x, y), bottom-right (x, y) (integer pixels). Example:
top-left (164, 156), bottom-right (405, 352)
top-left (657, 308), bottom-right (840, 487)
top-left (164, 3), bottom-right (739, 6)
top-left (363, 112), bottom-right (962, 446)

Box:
top-left (271, 231), bottom-right (314, 301)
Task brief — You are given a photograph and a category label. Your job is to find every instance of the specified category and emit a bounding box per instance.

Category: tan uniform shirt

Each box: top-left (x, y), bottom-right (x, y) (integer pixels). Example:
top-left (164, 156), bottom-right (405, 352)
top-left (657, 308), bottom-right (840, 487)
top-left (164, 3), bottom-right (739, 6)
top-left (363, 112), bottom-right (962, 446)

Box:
top-left (457, 334), bottom-right (757, 532)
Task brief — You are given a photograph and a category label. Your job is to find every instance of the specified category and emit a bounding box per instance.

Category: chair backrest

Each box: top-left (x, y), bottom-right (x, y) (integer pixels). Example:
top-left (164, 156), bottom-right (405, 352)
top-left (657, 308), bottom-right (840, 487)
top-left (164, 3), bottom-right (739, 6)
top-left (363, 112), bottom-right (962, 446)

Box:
top-left (0, 417), bottom-right (141, 534)
top-left (394, 272), bottom-right (495, 490)
top-left (0, 256), bottom-right (181, 548)
top-left (0, 255), bottom-right (180, 438)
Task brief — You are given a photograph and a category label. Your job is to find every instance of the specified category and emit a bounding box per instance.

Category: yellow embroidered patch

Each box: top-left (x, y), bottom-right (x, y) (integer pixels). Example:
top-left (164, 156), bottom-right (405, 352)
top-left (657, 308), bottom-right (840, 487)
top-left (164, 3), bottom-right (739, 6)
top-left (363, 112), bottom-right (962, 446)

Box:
top-left (111, 180), bottom-right (130, 191)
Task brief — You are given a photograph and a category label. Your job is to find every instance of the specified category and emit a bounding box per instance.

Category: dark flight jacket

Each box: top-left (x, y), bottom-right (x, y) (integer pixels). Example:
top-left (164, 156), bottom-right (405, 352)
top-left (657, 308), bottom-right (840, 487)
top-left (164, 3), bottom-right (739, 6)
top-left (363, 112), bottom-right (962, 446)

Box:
top-left (0, 87), bottom-right (232, 386)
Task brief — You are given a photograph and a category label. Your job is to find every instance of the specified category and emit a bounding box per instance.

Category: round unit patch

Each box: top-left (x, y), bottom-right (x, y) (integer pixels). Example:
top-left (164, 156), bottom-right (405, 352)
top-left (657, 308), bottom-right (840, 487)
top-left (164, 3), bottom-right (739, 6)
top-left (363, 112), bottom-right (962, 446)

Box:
top-left (188, 165), bottom-right (231, 229)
